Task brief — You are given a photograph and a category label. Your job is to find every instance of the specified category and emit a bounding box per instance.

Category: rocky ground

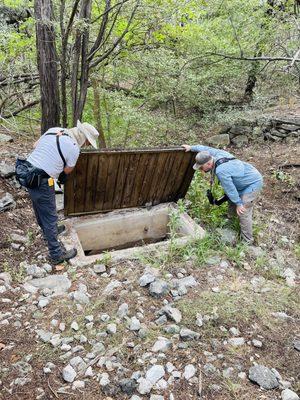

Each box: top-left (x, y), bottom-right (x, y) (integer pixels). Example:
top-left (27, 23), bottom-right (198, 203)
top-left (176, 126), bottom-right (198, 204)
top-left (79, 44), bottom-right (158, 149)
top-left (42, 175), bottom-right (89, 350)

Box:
top-left (0, 126), bottom-right (299, 400)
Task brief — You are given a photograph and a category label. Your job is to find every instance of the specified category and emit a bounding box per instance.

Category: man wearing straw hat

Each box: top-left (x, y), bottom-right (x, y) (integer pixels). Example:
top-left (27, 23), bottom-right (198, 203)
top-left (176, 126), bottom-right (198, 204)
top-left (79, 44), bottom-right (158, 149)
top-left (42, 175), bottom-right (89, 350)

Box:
top-left (25, 121), bottom-right (99, 264)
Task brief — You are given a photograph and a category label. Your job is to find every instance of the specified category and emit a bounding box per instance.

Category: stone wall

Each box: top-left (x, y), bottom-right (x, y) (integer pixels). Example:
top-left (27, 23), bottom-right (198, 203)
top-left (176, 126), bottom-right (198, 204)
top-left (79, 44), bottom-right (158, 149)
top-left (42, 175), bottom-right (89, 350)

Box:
top-left (206, 116), bottom-right (300, 148)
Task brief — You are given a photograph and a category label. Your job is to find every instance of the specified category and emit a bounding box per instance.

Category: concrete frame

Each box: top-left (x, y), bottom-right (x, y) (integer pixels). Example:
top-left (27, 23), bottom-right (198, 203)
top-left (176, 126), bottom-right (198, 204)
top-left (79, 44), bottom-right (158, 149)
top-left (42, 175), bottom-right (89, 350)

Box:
top-left (61, 203), bottom-right (205, 267)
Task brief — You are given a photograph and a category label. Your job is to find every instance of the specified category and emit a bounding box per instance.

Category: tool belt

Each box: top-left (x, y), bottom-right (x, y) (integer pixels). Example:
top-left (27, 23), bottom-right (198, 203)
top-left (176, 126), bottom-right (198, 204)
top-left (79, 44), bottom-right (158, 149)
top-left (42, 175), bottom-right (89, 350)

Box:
top-left (15, 158), bottom-right (50, 189)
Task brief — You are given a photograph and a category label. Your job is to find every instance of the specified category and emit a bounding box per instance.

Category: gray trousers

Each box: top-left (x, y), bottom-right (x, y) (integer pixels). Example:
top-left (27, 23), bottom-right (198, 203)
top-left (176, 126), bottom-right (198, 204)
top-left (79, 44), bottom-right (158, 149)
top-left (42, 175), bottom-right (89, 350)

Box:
top-left (228, 190), bottom-right (260, 243)
top-left (28, 181), bottom-right (63, 259)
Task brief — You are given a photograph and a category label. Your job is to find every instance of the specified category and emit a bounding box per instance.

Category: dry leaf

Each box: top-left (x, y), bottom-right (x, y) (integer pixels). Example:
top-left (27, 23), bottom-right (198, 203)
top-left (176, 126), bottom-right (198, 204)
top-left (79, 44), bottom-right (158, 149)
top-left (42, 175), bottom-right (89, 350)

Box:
top-left (54, 264), bottom-right (65, 271)
top-left (0, 343), bottom-right (5, 350)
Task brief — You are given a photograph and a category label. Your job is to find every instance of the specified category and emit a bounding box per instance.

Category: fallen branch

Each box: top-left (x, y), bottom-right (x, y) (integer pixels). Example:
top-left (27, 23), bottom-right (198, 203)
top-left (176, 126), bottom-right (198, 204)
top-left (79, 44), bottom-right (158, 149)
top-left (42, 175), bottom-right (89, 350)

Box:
top-left (1, 99), bottom-right (39, 118)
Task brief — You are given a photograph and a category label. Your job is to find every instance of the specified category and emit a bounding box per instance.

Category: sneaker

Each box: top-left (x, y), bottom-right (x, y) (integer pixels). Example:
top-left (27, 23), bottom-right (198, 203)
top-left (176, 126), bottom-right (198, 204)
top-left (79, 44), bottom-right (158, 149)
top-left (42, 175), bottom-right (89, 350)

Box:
top-left (50, 248), bottom-right (77, 265)
top-left (58, 224), bottom-right (66, 235)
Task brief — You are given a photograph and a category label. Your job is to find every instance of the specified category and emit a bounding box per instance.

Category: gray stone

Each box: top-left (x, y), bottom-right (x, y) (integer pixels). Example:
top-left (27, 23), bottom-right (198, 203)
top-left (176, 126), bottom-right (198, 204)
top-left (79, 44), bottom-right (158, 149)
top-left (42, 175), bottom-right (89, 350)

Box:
top-left (229, 327), bottom-right (240, 336)
top-left (146, 364), bottom-right (165, 384)
top-left (152, 337), bottom-right (172, 353)
top-left (11, 233), bottom-right (28, 244)
top-left (0, 133), bottom-right (13, 142)
top-left (223, 367), bottom-right (234, 378)
top-left (203, 363), bottom-right (217, 375)
top-left (231, 135), bottom-right (249, 147)
top-left (164, 324), bottom-right (180, 334)
top-left (26, 264), bottom-right (46, 278)
top-left (119, 378), bottom-right (137, 395)
top-left (228, 337), bottom-right (245, 346)
top-left (71, 321), bottom-right (79, 331)
top-left (162, 305), bottom-right (182, 323)
top-left (93, 264), bottom-right (106, 274)
top-left (180, 328), bottom-right (200, 341)
top-left (117, 303), bottom-right (128, 319)
top-left (149, 280), bottom-right (170, 298)
top-left (137, 378), bottom-right (152, 395)
top-left (0, 163), bottom-right (15, 178)
top-left (70, 356), bottom-right (87, 374)
top-left (62, 365), bottom-right (77, 383)
top-left (206, 134), bottom-right (230, 147)
top-left (0, 192), bottom-right (15, 213)
top-left (281, 389), bottom-right (299, 400)
top-left (252, 339), bottom-right (263, 348)
top-left (107, 323), bottom-right (117, 334)
top-left (293, 338), bottom-right (300, 351)
top-left (139, 273), bottom-right (156, 287)
top-left (38, 297), bottom-right (50, 308)
top-left (37, 330), bottom-right (52, 343)
top-left (174, 275), bottom-right (197, 288)
top-left (72, 380), bottom-right (85, 389)
top-left (155, 315), bottom-right (167, 325)
top-left (103, 280), bottom-right (122, 295)
top-left (73, 290), bottom-right (90, 304)
top-left (183, 364), bottom-right (196, 380)
top-left (216, 228), bottom-right (237, 245)
top-left (99, 372), bottom-right (110, 386)
top-left (150, 396), bottom-right (164, 400)
top-left (248, 365), bottom-right (279, 389)
top-left (247, 246), bottom-right (264, 258)
top-left (196, 313), bottom-right (203, 327)
top-left (27, 275), bottom-right (71, 295)
top-left (129, 316), bottom-right (141, 331)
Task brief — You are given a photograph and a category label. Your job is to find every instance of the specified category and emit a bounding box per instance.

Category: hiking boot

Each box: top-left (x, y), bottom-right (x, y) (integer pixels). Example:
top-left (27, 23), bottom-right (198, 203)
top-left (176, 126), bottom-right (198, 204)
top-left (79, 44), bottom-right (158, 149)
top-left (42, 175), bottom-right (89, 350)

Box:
top-left (58, 224), bottom-right (66, 235)
top-left (50, 248), bottom-right (77, 265)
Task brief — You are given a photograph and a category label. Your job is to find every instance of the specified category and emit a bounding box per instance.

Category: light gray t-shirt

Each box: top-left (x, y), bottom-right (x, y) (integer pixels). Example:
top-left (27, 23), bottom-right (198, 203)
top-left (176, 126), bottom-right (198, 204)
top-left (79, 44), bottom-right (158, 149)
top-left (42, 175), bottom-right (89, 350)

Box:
top-left (27, 128), bottom-right (80, 179)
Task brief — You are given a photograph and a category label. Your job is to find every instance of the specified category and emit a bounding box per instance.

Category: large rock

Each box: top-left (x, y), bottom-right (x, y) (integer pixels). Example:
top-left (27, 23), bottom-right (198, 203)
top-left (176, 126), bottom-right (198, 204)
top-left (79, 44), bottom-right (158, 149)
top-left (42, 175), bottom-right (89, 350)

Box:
top-left (161, 305), bottom-right (182, 323)
top-left (0, 133), bottom-right (13, 143)
top-left (149, 280), bottom-right (170, 298)
top-left (281, 389), bottom-right (299, 400)
top-left (62, 365), bottom-right (77, 383)
top-left (0, 192), bottom-right (15, 213)
top-left (0, 163), bottom-right (15, 178)
top-left (25, 275), bottom-right (71, 295)
top-left (206, 134), bottom-right (230, 147)
top-left (216, 228), bottom-right (237, 245)
top-left (231, 135), bottom-right (249, 147)
top-left (248, 365), bottom-right (279, 389)
top-left (145, 365), bottom-right (165, 384)
top-left (152, 337), bottom-right (172, 353)
top-left (180, 328), bottom-right (200, 341)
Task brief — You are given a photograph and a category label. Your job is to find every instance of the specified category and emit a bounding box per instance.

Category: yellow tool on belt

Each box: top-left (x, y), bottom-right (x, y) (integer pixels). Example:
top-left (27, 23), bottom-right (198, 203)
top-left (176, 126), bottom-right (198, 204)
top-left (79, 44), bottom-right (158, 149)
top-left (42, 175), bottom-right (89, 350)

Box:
top-left (48, 177), bottom-right (54, 186)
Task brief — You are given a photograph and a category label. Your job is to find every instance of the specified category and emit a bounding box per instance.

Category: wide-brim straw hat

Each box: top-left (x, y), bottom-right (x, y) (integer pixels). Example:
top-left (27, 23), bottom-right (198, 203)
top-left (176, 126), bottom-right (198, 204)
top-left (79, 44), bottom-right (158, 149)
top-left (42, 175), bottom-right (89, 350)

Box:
top-left (67, 120), bottom-right (99, 149)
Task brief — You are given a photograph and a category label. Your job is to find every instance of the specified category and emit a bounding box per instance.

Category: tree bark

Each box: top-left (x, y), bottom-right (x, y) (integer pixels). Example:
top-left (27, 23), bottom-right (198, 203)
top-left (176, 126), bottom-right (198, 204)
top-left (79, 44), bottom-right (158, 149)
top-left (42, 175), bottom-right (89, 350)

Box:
top-left (92, 78), bottom-right (106, 148)
top-left (34, 0), bottom-right (60, 134)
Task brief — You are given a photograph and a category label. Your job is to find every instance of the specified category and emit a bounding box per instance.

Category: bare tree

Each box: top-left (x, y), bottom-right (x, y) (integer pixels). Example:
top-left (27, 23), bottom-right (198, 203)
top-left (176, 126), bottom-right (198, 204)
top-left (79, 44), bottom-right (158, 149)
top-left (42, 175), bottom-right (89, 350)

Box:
top-left (34, 0), bottom-right (60, 133)
top-left (33, 0), bottom-right (139, 133)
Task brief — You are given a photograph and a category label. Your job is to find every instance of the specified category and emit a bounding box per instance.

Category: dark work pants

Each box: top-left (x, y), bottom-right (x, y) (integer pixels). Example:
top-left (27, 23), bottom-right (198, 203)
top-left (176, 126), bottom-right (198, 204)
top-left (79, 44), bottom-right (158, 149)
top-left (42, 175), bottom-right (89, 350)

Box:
top-left (28, 181), bottom-right (63, 259)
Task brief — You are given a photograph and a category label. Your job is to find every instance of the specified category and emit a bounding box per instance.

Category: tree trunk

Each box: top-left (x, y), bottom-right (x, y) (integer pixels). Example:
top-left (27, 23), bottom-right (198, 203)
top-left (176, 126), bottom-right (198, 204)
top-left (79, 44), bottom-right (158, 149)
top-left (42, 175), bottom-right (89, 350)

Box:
top-left (92, 78), bottom-right (106, 148)
top-left (34, 0), bottom-right (60, 134)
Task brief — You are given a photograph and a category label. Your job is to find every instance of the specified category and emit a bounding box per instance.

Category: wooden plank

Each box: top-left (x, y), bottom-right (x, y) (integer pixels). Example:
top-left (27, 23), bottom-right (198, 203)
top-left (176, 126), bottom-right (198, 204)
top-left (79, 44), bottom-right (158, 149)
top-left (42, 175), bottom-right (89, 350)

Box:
top-left (112, 154), bottom-right (131, 209)
top-left (129, 153), bottom-right (152, 206)
top-left (73, 154), bottom-right (88, 214)
top-left (103, 153), bottom-right (121, 210)
top-left (94, 153), bottom-right (109, 211)
top-left (151, 152), bottom-right (177, 203)
top-left (138, 152), bottom-right (161, 205)
top-left (84, 154), bottom-right (100, 212)
top-left (122, 153), bottom-right (141, 208)
top-left (162, 151), bottom-right (186, 201)
top-left (175, 153), bottom-right (195, 200)
top-left (171, 152), bottom-right (195, 200)
top-left (147, 152), bottom-right (171, 205)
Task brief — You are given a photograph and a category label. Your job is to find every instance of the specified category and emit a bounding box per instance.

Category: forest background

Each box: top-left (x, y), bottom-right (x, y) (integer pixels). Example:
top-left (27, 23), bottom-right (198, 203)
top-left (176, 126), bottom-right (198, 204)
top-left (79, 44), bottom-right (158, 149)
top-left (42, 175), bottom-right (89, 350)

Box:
top-left (0, 0), bottom-right (299, 147)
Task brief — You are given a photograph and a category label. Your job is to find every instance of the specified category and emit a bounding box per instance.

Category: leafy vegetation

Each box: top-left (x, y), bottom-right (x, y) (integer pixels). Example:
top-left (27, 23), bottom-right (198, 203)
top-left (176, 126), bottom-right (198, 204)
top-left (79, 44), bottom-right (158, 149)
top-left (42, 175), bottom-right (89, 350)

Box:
top-left (0, 0), bottom-right (299, 142)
